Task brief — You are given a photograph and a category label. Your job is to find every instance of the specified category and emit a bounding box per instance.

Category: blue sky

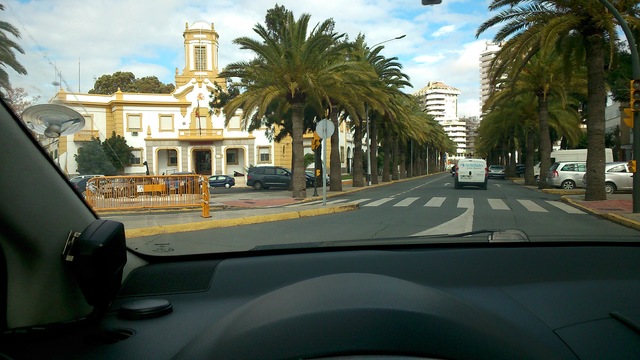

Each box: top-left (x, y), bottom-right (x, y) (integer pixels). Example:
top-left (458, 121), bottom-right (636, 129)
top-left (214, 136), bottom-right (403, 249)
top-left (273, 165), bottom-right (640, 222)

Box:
top-left (5, 0), bottom-right (497, 117)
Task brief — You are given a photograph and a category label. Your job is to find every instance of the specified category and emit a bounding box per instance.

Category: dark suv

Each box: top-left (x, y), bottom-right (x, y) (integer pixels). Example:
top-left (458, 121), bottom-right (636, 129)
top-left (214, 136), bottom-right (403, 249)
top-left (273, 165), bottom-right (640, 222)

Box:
top-left (246, 166), bottom-right (291, 190)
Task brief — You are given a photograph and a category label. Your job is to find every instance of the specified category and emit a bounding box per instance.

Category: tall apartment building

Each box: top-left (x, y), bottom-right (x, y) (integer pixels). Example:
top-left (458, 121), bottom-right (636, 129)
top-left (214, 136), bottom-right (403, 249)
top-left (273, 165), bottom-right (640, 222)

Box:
top-left (479, 42), bottom-right (502, 118)
top-left (413, 81), bottom-right (461, 122)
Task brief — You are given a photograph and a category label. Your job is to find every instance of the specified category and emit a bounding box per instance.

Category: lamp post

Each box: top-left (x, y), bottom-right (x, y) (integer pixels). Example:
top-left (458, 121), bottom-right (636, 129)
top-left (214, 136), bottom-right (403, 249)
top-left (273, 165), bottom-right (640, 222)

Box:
top-left (596, 0), bottom-right (639, 213)
top-left (365, 34), bottom-right (406, 185)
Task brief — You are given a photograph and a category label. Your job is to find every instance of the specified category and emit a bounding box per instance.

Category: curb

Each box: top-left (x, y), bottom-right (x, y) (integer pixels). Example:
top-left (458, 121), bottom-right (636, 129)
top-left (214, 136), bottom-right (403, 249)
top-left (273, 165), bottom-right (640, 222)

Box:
top-left (560, 196), bottom-right (640, 231)
top-left (125, 203), bottom-right (359, 238)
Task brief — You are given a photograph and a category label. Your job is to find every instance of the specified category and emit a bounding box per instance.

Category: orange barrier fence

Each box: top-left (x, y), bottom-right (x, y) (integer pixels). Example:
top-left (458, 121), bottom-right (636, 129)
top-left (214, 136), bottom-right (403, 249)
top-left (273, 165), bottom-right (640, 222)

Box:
top-left (85, 175), bottom-right (210, 217)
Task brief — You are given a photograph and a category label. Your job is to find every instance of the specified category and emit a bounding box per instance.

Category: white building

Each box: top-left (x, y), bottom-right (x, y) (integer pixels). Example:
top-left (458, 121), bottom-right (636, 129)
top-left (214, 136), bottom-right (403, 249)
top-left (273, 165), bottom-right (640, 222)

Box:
top-left (53, 21), bottom-right (353, 177)
top-left (413, 81), bottom-right (461, 122)
top-left (479, 42), bottom-right (502, 118)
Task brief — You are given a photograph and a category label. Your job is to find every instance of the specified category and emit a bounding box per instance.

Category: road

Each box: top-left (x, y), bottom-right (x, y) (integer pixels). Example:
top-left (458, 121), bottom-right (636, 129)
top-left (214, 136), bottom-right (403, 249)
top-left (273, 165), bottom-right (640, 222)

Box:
top-left (129, 174), bottom-right (640, 255)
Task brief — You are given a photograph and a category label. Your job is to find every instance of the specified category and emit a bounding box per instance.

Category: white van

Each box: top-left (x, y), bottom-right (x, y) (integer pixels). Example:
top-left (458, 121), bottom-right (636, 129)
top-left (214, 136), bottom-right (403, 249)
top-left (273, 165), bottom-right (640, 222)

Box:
top-left (534, 148), bottom-right (613, 178)
top-left (454, 158), bottom-right (488, 189)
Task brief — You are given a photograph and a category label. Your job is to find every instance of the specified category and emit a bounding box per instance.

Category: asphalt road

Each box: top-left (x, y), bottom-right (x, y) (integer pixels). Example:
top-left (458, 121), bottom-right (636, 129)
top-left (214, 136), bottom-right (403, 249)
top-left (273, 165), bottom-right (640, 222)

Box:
top-left (129, 174), bottom-right (640, 255)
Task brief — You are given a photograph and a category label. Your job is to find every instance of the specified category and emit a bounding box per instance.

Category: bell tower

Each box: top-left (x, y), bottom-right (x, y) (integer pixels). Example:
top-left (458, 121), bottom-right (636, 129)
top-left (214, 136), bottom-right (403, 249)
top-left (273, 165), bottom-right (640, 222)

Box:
top-left (175, 21), bottom-right (220, 87)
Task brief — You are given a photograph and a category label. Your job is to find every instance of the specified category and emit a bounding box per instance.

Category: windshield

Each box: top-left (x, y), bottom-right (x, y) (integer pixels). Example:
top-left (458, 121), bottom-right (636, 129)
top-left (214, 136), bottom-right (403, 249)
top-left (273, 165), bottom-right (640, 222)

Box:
top-left (2, 0), bottom-right (638, 256)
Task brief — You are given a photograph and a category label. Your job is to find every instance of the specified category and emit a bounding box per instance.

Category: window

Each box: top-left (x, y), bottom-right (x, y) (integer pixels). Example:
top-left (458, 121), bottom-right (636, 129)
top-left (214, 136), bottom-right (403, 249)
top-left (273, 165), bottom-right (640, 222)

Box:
top-left (130, 149), bottom-right (143, 165)
top-left (127, 114), bottom-right (142, 131)
top-left (226, 149), bottom-right (238, 165)
top-left (83, 115), bottom-right (93, 130)
top-left (159, 115), bottom-right (173, 131)
top-left (227, 116), bottom-right (240, 130)
top-left (576, 163), bottom-right (586, 172)
top-left (194, 45), bottom-right (207, 71)
top-left (167, 149), bottom-right (178, 166)
top-left (258, 147), bottom-right (270, 163)
top-left (608, 165), bottom-right (626, 173)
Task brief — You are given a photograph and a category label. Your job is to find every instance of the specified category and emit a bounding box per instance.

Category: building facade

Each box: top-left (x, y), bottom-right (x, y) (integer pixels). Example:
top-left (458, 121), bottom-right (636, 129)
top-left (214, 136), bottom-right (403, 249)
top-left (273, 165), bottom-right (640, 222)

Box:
top-left (479, 41), bottom-right (502, 119)
top-left (413, 81), bottom-right (461, 122)
top-left (54, 21), bottom-right (352, 177)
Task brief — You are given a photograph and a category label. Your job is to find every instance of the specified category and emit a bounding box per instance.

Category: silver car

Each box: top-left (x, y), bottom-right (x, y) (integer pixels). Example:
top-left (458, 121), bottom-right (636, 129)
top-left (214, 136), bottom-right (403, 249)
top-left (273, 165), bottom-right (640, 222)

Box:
top-left (546, 161), bottom-right (586, 189)
top-left (582, 161), bottom-right (634, 194)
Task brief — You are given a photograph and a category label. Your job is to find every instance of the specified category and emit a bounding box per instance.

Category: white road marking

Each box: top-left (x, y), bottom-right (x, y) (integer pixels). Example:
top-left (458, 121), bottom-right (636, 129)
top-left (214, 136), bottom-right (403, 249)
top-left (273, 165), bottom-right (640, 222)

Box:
top-left (488, 198), bottom-right (510, 210)
top-left (326, 199), bottom-right (348, 205)
top-left (546, 200), bottom-right (585, 214)
top-left (348, 198), bottom-right (371, 205)
top-left (457, 198), bottom-right (474, 209)
top-left (364, 197), bottom-right (395, 207)
top-left (425, 197), bottom-right (446, 207)
top-left (413, 207), bottom-right (474, 236)
top-left (517, 199), bottom-right (548, 212)
top-left (393, 197), bottom-right (419, 207)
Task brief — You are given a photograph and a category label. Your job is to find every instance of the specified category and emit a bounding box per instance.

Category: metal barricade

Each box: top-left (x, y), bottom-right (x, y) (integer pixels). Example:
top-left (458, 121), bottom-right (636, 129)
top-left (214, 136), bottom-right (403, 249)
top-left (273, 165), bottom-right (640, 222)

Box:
top-left (85, 175), bottom-right (210, 217)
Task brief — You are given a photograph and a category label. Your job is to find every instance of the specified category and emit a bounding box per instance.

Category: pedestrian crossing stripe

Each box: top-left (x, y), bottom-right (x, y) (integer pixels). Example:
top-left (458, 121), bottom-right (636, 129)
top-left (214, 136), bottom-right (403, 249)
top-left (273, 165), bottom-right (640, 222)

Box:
top-left (288, 196), bottom-right (586, 214)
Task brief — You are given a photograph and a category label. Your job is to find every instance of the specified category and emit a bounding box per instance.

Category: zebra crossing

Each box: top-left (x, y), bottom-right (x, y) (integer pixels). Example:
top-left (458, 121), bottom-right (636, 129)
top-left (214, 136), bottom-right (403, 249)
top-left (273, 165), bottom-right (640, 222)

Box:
top-left (287, 196), bottom-right (586, 214)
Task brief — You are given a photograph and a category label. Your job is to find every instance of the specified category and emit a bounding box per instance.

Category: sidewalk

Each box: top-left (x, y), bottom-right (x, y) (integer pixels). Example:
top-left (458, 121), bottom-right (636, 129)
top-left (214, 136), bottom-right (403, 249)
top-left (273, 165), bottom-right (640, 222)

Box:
top-left (103, 178), bottom-right (393, 238)
top-left (511, 178), bottom-right (640, 231)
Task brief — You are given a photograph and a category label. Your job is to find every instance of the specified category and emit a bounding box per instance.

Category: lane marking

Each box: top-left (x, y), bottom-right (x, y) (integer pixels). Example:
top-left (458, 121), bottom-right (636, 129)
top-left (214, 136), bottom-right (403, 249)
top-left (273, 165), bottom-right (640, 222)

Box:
top-left (546, 200), bottom-right (586, 214)
top-left (413, 207), bottom-right (474, 236)
top-left (348, 198), bottom-right (371, 205)
top-left (364, 197), bottom-right (395, 207)
top-left (326, 199), bottom-right (348, 205)
top-left (488, 198), bottom-right (510, 210)
top-left (517, 199), bottom-right (548, 212)
top-left (425, 197), bottom-right (446, 207)
top-left (457, 198), bottom-right (474, 209)
top-left (393, 197), bottom-right (419, 207)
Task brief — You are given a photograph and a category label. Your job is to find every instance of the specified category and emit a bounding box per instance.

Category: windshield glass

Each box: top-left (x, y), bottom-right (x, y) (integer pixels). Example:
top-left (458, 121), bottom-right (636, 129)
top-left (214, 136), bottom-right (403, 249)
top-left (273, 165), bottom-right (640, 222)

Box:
top-left (3, 0), bottom-right (639, 256)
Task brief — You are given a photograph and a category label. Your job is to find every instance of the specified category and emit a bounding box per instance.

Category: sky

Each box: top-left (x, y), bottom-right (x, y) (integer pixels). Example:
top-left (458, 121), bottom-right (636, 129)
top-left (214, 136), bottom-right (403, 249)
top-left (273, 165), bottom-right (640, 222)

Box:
top-left (4, 0), bottom-right (497, 118)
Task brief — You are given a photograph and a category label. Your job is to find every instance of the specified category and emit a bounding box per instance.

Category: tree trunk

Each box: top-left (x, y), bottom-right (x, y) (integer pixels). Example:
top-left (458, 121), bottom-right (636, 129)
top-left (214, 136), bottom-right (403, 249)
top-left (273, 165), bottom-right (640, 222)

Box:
top-left (352, 119), bottom-right (364, 187)
top-left (291, 103), bottom-right (306, 199)
top-left (370, 116), bottom-right (379, 184)
top-left (537, 93), bottom-right (553, 189)
top-left (525, 130), bottom-right (536, 185)
top-left (392, 138), bottom-right (399, 180)
top-left (382, 129), bottom-right (391, 182)
top-left (584, 33), bottom-right (607, 201)
top-left (329, 109), bottom-right (342, 191)
top-left (399, 141), bottom-right (406, 179)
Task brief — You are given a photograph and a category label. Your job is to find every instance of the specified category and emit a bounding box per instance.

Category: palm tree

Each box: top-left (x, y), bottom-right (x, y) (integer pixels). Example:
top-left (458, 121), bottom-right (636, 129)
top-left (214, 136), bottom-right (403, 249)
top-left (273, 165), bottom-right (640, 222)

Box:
top-left (0, 4), bottom-right (27, 94)
top-left (477, 0), bottom-right (640, 199)
top-left (221, 11), bottom-right (359, 198)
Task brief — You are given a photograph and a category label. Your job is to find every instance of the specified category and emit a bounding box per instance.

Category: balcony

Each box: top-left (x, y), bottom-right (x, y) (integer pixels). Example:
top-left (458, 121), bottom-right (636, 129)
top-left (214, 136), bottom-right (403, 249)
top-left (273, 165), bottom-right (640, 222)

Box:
top-left (73, 130), bottom-right (99, 142)
top-left (178, 128), bottom-right (224, 140)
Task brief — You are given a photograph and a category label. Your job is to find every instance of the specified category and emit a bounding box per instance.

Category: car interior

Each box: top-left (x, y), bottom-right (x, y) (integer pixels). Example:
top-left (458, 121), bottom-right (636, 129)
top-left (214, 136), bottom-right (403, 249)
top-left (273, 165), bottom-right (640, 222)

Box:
top-left (2, 96), bottom-right (640, 360)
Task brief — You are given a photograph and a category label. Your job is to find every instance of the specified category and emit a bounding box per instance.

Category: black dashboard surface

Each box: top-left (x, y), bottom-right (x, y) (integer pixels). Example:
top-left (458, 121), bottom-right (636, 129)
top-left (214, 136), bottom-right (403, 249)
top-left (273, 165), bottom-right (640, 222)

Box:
top-left (4, 244), bottom-right (640, 359)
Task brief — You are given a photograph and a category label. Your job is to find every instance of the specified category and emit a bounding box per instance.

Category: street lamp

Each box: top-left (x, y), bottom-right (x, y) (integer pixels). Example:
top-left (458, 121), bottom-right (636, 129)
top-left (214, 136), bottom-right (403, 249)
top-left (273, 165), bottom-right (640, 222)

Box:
top-left (365, 34), bottom-right (406, 185)
top-left (596, 0), bottom-right (640, 213)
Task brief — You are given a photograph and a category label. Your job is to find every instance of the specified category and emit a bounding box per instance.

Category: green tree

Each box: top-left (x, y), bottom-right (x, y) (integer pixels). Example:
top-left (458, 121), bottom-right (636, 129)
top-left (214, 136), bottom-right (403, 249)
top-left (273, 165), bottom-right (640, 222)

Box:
top-left (0, 4), bottom-right (27, 93)
top-left (75, 139), bottom-right (117, 175)
top-left (477, 0), bottom-right (640, 200)
top-left (102, 131), bottom-right (133, 173)
top-left (89, 71), bottom-right (174, 94)
top-left (220, 9), bottom-right (360, 198)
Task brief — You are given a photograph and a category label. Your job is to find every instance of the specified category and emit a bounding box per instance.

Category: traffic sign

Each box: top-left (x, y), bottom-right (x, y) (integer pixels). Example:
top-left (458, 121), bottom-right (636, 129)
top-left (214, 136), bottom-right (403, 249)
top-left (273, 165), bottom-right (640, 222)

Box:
top-left (316, 119), bottom-right (335, 139)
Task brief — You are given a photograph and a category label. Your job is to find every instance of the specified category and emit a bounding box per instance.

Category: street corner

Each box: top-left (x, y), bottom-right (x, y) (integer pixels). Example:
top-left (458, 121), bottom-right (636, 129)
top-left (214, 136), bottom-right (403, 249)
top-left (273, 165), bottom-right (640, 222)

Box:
top-left (560, 195), bottom-right (640, 231)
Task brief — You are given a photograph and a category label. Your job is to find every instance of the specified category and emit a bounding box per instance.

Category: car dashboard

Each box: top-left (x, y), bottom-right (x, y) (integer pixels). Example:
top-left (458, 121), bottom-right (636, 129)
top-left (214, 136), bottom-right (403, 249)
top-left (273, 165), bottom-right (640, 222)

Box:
top-left (3, 243), bottom-right (640, 360)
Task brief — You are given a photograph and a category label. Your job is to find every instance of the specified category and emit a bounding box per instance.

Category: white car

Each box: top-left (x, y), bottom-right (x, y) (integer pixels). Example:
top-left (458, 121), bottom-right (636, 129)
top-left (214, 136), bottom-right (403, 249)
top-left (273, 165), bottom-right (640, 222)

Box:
top-left (453, 158), bottom-right (488, 189)
top-left (582, 161), bottom-right (634, 194)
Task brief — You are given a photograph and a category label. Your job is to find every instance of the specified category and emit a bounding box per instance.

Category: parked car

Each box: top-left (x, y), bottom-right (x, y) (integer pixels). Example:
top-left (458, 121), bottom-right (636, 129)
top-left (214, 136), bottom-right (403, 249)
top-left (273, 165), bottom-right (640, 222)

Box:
top-left (69, 175), bottom-right (103, 197)
top-left (208, 175), bottom-right (235, 188)
top-left (515, 164), bottom-right (525, 177)
top-left (546, 161), bottom-right (586, 189)
top-left (453, 158), bottom-right (488, 189)
top-left (305, 170), bottom-right (330, 187)
top-left (488, 165), bottom-right (506, 179)
top-left (582, 161), bottom-right (634, 194)
top-left (246, 166), bottom-right (291, 190)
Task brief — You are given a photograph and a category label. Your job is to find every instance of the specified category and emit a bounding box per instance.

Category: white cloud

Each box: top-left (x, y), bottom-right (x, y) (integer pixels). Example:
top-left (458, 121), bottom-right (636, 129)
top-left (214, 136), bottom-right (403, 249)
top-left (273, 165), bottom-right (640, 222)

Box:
top-left (432, 25), bottom-right (456, 38)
